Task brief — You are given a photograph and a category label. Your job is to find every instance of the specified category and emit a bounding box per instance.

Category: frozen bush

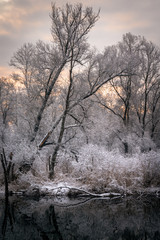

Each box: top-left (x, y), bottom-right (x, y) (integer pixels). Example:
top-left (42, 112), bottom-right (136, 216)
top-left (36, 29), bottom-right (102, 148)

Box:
top-left (54, 150), bottom-right (76, 176)
top-left (141, 151), bottom-right (160, 187)
top-left (54, 144), bottom-right (160, 193)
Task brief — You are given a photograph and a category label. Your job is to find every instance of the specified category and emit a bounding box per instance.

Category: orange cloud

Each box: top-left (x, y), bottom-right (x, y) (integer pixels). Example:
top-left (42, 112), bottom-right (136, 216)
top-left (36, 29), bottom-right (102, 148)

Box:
top-left (0, 65), bottom-right (12, 77)
top-left (0, 0), bottom-right (51, 37)
top-left (0, 29), bottom-right (10, 36)
top-left (0, 4), bottom-right (27, 35)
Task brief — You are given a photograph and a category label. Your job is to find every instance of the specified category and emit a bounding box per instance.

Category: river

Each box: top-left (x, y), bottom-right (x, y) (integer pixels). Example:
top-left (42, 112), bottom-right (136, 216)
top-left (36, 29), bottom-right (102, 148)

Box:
top-left (0, 195), bottom-right (160, 240)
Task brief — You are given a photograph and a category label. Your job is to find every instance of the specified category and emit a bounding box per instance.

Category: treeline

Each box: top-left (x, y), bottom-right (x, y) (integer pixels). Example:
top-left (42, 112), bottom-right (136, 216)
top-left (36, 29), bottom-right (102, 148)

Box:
top-left (0, 3), bottom-right (160, 180)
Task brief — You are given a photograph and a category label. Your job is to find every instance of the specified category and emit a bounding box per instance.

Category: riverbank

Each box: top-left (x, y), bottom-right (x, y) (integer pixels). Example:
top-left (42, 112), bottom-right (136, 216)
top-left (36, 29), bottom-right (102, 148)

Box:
top-left (1, 178), bottom-right (160, 200)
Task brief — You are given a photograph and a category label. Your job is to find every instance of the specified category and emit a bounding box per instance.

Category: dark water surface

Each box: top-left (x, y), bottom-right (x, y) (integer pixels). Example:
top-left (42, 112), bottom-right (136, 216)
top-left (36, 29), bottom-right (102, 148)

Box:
top-left (0, 195), bottom-right (160, 240)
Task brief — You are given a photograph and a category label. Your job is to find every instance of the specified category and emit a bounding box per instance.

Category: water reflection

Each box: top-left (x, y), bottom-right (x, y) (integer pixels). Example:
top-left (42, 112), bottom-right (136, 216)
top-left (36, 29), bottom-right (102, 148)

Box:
top-left (1, 194), bottom-right (15, 239)
top-left (0, 195), bottom-right (160, 240)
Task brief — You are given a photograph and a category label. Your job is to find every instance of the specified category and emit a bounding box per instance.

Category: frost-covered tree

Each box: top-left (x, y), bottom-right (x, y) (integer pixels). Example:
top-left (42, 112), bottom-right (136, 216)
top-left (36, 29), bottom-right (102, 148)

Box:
top-left (0, 77), bottom-right (16, 126)
top-left (0, 77), bottom-right (17, 147)
top-left (96, 33), bottom-right (160, 149)
top-left (133, 37), bottom-right (160, 138)
top-left (10, 3), bottom-right (99, 142)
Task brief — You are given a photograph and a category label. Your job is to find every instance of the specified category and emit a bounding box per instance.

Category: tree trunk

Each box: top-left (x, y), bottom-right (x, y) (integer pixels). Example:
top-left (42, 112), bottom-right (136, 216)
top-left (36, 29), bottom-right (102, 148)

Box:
top-left (31, 60), bottom-right (67, 142)
top-left (0, 151), bottom-right (9, 199)
top-left (49, 104), bottom-right (69, 179)
top-left (49, 58), bottom-right (74, 179)
top-left (123, 141), bottom-right (129, 154)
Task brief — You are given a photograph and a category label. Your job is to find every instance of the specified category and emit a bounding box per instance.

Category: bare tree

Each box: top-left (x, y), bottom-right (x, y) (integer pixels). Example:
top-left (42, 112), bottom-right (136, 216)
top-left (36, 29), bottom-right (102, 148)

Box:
top-left (133, 37), bottom-right (160, 137)
top-left (10, 3), bottom-right (99, 142)
top-left (38, 49), bottom-right (129, 178)
top-left (95, 33), bottom-right (160, 140)
top-left (95, 34), bottom-right (140, 126)
top-left (0, 77), bottom-right (16, 126)
top-left (148, 77), bottom-right (160, 139)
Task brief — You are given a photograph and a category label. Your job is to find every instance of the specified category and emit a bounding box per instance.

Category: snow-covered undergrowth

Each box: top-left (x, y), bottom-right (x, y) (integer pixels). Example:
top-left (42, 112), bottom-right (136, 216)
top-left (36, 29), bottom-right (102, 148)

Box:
top-left (54, 144), bottom-right (160, 194)
top-left (1, 142), bottom-right (160, 195)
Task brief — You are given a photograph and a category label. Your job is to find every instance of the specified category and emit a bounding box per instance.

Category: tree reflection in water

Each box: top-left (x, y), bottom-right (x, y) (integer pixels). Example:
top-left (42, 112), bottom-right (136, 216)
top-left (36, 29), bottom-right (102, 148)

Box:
top-left (1, 195), bottom-right (14, 239)
top-left (0, 196), bottom-right (160, 240)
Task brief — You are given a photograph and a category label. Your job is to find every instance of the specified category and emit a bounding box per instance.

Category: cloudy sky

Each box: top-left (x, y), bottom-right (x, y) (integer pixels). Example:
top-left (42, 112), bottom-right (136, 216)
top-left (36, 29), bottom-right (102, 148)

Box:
top-left (0, 0), bottom-right (160, 77)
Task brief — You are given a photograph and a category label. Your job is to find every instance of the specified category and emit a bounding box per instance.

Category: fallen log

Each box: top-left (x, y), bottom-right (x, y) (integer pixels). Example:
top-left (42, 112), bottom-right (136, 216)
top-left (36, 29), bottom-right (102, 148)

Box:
top-left (49, 186), bottom-right (122, 198)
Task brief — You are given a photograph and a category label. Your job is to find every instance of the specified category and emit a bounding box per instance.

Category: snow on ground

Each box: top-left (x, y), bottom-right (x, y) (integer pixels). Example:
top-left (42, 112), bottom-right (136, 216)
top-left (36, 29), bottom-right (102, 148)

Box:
top-left (1, 145), bottom-right (160, 197)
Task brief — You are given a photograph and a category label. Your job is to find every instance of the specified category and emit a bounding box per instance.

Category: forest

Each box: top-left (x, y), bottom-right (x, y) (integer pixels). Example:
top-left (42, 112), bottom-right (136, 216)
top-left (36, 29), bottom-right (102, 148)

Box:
top-left (0, 3), bottom-right (160, 196)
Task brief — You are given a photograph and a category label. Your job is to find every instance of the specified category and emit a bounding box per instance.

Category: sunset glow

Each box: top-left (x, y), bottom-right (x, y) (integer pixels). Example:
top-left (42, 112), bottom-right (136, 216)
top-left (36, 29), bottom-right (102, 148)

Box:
top-left (0, 0), bottom-right (160, 77)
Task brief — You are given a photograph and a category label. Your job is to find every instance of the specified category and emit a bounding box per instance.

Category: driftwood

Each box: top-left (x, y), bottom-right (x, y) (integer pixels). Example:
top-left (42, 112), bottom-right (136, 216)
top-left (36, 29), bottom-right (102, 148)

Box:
top-left (48, 186), bottom-right (122, 198)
